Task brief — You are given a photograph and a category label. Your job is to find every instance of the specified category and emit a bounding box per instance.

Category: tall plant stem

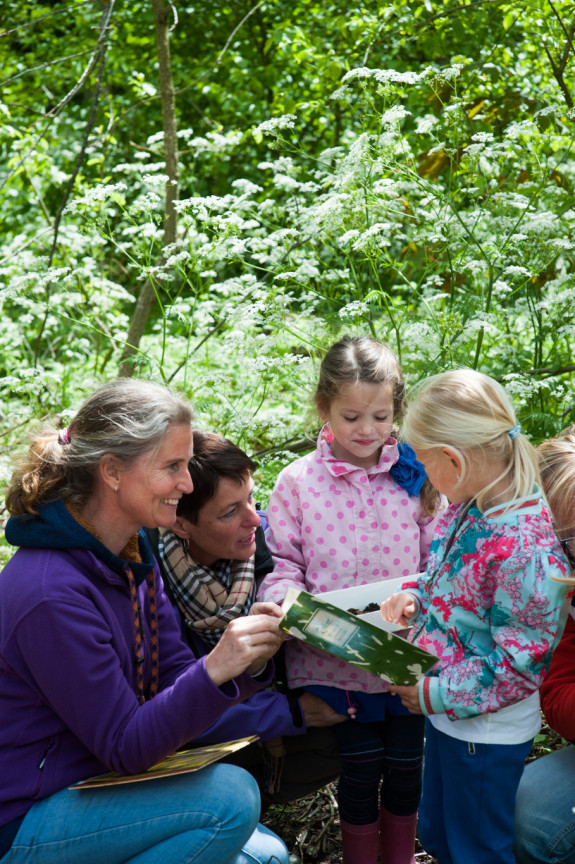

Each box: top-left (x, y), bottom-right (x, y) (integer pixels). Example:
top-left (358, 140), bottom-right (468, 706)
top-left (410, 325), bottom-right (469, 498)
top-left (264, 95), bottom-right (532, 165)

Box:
top-left (119, 0), bottom-right (179, 376)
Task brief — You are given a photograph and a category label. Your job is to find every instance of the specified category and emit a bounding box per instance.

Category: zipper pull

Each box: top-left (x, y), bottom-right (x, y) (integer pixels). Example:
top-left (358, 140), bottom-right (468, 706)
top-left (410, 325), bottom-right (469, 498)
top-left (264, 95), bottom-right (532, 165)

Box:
top-left (39, 740), bottom-right (55, 769)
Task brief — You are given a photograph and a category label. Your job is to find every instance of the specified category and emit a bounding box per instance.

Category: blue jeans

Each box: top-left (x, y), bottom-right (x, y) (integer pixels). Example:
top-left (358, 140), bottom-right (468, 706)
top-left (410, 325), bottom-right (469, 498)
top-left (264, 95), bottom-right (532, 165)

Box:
top-left (514, 745), bottom-right (575, 864)
top-left (1, 763), bottom-right (288, 864)
top-left (418, 720), bottom-right (532, 864)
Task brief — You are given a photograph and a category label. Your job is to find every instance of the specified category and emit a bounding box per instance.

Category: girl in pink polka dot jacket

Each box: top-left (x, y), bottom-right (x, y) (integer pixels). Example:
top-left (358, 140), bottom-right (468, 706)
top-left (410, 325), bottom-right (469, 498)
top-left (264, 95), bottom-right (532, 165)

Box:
top-left (257, 335), bottom-right (445, 864)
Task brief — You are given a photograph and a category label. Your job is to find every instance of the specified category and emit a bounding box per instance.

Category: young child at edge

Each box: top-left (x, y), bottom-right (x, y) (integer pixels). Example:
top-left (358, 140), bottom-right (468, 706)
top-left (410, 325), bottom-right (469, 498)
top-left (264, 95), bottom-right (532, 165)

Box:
top-left (257, 335), bottom-right (445, 864)
top-left (380, 368), bottom-right (572, 864)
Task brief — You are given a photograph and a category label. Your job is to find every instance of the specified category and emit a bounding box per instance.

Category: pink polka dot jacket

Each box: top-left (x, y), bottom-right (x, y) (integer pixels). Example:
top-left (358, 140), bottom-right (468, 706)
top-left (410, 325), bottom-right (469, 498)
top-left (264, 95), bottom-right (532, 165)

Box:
top-left (258, 426), bottom-right (444, 693)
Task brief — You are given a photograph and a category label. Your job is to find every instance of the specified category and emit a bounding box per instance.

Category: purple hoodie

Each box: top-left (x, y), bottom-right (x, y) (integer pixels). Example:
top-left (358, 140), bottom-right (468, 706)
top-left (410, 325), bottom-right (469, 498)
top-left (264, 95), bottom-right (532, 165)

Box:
top-left (0, 500), bottom-right (272, 843)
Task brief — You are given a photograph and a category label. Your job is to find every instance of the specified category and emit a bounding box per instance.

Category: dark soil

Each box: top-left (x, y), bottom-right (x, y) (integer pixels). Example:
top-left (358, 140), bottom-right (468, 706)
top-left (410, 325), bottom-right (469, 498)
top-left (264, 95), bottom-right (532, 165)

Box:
top-left (261, 721), bottom-right (567, 864)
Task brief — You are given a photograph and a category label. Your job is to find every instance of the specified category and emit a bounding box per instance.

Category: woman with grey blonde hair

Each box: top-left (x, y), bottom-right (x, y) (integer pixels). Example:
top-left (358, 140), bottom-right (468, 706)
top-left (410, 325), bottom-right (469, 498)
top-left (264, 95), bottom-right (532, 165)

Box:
top-left (0, 379), bottom-right (288, 864)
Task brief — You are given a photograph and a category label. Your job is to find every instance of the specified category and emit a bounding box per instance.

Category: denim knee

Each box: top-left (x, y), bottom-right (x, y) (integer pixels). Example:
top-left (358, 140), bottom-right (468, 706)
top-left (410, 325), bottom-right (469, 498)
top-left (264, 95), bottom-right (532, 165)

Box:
top-left (235, 823), bottom-right (289, 864)
top-left (221, 765), bottom-right (262, 832)
top-left (514, 747), bottom-right (575, 864)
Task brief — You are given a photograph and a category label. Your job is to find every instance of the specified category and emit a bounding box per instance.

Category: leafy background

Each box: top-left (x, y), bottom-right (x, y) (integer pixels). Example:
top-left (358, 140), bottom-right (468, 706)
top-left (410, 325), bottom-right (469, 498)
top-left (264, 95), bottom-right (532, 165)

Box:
top-left (1, 0), bottom-right (574, 515)
top-left (1, 4), bottom-right (573, 858)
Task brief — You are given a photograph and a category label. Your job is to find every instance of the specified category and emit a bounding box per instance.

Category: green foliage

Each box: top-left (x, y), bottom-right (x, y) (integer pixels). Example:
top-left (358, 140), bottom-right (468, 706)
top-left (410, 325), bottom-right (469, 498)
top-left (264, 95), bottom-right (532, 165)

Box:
top-left (1, 0), bottom-right (575, 505)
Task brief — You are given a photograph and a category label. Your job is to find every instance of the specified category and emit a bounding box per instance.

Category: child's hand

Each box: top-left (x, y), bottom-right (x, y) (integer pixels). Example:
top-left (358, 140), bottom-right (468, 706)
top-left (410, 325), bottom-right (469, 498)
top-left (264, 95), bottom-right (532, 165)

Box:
top-left (380, 592), bottom-right (417, 627)
top-left (386, 684), bottom-right (422, 714)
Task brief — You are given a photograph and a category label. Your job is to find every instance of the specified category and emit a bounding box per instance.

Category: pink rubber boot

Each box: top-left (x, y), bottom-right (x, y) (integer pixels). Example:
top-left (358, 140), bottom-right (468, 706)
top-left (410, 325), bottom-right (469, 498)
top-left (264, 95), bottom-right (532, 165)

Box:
top-left (379, 807), bottom-right (417, 864)
top-left (340, 818), bottom-right (380, 864)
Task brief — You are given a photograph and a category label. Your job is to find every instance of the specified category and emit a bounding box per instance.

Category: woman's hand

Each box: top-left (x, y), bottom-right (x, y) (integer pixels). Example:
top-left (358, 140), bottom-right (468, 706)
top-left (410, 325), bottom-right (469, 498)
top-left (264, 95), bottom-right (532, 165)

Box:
top-left (204, 614), bottom-right (284, 687)
top-left (248, 600), bottom-right (284, 619)
top-left (380, 592), bottom-right (417, 628)
top-left (248, 600), bottom-right (289, 646)
top-left (386, 684), bottom-right (422, 714)
top-left (299, 692), bottom-right (349, 727)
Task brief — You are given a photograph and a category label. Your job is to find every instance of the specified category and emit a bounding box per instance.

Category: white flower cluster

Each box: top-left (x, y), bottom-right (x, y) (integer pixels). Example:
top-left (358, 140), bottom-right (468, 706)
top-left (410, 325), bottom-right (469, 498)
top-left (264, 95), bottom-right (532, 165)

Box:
top-left (343, 67), bottom-right (430, 86)
top-left (253, 115), bottom-right (297, 137)
top-left (338, 300), bottom-right (369, 319)
top-left (381, 106), bottom-right (411, 127)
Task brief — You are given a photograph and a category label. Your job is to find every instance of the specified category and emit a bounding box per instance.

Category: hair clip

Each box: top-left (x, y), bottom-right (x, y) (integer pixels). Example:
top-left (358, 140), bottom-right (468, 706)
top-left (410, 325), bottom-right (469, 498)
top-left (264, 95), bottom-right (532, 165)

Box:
top-left (508, 424), bottom-right (521, 439)
top-left (58, 427), bottom-right (70, 445)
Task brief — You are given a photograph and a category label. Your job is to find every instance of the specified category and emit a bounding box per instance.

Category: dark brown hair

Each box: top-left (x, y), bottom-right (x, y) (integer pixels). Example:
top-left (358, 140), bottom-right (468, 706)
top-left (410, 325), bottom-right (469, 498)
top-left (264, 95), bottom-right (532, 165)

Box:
top-left (315, 335), bottom-right (439, 514)
top-left (314, 334), bottom-right (405, 420)
top-left (176, 430), bottom-right (256, 524)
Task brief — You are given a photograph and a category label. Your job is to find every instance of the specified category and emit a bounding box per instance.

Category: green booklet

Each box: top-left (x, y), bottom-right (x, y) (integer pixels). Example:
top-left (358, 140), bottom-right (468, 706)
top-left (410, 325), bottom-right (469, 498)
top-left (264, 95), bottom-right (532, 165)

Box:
top-left (280, 587), bottom-right (438, 686)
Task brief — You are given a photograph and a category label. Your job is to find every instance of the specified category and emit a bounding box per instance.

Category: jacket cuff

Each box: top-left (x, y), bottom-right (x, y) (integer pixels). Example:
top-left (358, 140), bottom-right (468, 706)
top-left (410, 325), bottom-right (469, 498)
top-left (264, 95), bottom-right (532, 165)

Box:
top-left (418, 676), bottom-right (444, 716)
top-left (286, 688), bottom-right (304, 728)
top-left (402, 590), bottom-right (421, 621)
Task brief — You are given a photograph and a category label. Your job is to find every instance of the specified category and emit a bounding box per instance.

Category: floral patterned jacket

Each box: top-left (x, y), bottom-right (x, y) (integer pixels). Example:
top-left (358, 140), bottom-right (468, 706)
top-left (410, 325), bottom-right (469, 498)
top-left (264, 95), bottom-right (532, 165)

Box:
top-left (403, 490), bottom-right (571, 721)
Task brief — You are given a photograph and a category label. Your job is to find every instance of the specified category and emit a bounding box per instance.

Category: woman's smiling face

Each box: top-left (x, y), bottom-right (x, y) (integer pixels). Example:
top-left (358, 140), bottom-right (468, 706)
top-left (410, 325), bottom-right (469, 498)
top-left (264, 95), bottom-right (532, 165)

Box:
top-left (117, 424), bottom-right (194, 532)
top-left (178, 473), bottom-right (261, 566)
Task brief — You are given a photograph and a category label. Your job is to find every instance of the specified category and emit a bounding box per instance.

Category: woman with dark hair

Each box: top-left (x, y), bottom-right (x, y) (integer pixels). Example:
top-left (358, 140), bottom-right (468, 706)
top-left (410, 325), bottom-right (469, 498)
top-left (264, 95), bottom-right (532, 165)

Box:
top-left (0, 380), bottom-right (288, 864)
top-left (146, 429), bottom-right (344, 806)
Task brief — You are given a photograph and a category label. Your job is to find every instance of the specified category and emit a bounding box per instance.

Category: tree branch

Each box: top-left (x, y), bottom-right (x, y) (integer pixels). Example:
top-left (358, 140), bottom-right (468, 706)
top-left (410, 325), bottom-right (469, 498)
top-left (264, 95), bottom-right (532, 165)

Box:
top-left (1, 49), bottom-right (95, 88)
top-left (119, 0), bottom-right (180, 376)
top-left (0, 2), bottom-right (93, 39)
top-left (0, 0), bottom-right (116, 194)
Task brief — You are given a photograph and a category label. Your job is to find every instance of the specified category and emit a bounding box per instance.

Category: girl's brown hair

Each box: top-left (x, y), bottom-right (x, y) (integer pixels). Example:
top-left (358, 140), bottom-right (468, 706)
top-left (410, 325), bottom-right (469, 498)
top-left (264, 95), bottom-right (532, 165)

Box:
top-left (316, 335), bottom-right (439, 515)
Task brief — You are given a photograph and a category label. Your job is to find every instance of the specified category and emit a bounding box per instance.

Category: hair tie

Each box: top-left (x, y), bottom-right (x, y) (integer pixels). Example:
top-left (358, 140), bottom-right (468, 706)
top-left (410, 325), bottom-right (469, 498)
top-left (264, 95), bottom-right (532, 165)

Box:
top-left (508, 424), bottom-right (521, 439)
top-left (58, 427), bottom-right (70, 446)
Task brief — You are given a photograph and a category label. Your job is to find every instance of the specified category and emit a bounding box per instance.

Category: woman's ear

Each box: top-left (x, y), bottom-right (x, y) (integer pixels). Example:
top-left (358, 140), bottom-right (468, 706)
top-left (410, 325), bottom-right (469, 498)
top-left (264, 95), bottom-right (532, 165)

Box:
top-left (99, 454), bottom-right (123, 494)
top-left (171, 516), bottom-right (192, 540)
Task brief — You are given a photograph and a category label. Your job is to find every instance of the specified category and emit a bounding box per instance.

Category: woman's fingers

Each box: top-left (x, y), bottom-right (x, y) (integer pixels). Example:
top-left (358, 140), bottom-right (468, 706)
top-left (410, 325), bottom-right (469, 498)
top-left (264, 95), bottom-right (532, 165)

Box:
top-left (204, 615), bottom-right (283, 686)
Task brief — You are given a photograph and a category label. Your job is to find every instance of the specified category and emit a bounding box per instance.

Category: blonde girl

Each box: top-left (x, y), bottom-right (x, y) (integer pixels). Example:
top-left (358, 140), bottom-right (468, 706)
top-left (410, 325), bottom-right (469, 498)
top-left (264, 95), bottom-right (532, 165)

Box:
top-left (381, 369), bottom-right (571, 864)
top-left (258, 335), bottom-right (444, 864)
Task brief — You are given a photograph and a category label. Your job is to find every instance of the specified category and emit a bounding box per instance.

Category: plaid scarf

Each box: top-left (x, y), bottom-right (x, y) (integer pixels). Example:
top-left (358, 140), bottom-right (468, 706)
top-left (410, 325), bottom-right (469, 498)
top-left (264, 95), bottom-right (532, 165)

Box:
top-left (158, 528), bottom-right (256, 647)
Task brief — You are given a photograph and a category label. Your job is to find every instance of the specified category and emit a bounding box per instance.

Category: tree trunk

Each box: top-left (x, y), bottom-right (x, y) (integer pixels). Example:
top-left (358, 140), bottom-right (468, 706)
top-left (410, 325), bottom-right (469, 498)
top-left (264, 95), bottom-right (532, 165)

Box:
top-left (119, 0), bottom-right (179, 377)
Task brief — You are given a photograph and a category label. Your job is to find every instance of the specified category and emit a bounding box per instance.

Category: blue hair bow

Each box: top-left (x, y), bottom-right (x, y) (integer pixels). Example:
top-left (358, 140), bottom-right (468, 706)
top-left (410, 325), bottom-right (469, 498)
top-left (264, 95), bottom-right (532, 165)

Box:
top-left (389, 442), bottom-right (427, 497)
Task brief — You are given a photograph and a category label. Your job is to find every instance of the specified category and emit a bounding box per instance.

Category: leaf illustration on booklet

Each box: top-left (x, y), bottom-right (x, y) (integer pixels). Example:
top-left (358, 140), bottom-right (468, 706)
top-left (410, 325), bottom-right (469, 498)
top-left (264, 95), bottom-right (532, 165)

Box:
top-left (280, 587), bottom-right (438, 686)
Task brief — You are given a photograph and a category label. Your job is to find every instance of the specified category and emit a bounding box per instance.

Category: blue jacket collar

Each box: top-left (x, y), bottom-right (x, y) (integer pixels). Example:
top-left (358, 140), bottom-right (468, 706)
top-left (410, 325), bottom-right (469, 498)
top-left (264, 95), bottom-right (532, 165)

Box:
top-left (5, 499), bottom-right (155, 585)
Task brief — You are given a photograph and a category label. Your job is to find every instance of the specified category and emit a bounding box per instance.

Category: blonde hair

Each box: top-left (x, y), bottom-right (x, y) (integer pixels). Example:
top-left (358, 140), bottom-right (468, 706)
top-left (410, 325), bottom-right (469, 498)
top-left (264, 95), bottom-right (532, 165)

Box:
top-left (402, 369), bottom-right (539, 512)
top-left (538, 426), bottom-right (575, 583)
top-left (315, 334), bottom-right (439, 515)
top-left (6, 379), bottom-right (193, 516)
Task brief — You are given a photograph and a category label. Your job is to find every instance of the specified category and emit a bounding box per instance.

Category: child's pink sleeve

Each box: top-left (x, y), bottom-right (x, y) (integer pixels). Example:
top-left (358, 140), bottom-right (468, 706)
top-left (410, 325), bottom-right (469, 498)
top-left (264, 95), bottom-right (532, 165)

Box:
top-left (257, 467), bottom-right (308, 605)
